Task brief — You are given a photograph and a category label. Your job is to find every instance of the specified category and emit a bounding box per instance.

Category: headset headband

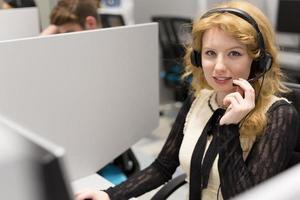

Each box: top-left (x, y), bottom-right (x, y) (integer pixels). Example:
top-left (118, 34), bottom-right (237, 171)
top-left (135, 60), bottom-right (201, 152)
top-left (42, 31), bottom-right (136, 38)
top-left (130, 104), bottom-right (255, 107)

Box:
top-left (201, 8), bottom-right (266, 51)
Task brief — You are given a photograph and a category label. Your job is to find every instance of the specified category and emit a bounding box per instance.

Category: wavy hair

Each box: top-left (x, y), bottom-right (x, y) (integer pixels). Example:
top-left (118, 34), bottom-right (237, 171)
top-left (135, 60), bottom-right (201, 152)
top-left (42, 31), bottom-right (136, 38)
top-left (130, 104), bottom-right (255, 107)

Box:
top-left (184, 0), bottom-right (288, 137)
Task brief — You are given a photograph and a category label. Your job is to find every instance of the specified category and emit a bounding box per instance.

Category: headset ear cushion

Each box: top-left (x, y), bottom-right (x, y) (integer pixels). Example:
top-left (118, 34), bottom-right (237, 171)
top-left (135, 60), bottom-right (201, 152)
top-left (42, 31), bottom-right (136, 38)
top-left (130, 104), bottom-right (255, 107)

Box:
top-left (191, 50), bottom-right (201, 67)
top-left (250, 52), bottom-right (273, 79)
top-left (260, 52), bottom-right (272, 72)
top-left (256, 53), bottom-right (273, 73)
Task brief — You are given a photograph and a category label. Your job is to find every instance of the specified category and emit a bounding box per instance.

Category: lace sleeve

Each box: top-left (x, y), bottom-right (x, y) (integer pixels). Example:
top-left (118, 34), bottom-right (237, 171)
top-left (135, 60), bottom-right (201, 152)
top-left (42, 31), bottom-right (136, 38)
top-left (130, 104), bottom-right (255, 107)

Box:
top-left (218, 100), bottom-right (299, 199)
top-left (105, 95), bottom-right (194, 200)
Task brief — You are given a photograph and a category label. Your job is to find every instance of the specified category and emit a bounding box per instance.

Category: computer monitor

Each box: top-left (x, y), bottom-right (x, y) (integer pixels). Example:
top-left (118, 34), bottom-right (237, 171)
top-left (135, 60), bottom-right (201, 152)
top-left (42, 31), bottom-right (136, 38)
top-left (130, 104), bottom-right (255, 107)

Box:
top-left (232, 164), bottom-right (300, 200)
top-left (100, 13), bottom-right (125, 28)
top-left (276, 0), bottom-right (300, 34)
top-left (0, 115), bottom-right (73, 200)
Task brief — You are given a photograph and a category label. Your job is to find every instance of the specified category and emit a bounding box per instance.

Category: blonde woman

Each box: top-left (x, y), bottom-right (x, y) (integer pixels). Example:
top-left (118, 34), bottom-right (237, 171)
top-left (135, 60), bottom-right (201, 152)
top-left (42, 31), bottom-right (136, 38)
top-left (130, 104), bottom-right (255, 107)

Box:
top-left (76, 1), bottom-right (299, 200)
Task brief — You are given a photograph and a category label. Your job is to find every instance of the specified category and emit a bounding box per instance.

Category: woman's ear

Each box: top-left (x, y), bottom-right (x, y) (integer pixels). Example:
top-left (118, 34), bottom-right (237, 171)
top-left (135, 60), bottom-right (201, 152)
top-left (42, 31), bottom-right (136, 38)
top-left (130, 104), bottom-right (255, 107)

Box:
top-left (84, 16), bottom-right (98, 30)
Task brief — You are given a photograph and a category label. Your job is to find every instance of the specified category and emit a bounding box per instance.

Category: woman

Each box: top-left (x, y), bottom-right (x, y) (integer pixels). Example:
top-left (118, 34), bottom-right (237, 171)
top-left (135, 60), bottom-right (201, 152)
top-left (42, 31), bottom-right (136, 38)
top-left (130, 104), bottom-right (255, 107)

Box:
top-left (76, 1), bottom-right (299, 199)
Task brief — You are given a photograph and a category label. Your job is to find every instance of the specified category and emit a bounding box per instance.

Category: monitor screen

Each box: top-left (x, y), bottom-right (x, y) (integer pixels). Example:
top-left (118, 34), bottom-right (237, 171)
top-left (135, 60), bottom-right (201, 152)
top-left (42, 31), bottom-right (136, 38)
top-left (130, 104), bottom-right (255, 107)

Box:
top-left (276, 0), bottom-right (300, 34)
top-left (0, 115), bottom-right (73, 200)
top-left (232, 164), bottom-right (300, 200)
top-left (100, 13), bottom-right (125, 28)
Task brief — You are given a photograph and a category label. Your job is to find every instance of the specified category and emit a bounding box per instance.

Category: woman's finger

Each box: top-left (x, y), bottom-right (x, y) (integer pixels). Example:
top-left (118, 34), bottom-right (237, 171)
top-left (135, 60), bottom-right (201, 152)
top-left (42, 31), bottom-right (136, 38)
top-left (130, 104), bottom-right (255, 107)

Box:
top-left (223, 94), bottom-right (239, 107)
top-left (233, 79), bottom-right (255, 101)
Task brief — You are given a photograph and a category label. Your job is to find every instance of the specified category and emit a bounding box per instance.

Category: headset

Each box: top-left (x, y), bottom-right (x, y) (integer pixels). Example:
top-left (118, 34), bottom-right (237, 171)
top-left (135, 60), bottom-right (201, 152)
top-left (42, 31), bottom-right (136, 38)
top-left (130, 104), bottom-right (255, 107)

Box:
top-left (190, 8), bottom-right (273, 83)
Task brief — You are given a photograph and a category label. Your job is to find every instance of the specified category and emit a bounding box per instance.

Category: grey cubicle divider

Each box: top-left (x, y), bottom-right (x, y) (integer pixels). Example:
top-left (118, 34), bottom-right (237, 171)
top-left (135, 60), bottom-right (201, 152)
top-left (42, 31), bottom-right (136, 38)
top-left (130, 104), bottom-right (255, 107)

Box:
top-left (0, 7), bottom-right (40, 41)
top-left (0, 23), bottom-right (159, 180)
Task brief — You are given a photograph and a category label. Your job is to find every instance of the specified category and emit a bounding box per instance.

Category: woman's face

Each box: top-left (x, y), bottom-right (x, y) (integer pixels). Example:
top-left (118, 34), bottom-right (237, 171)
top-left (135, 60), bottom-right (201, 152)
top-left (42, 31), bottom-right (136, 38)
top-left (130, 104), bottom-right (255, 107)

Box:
top-left (201, 27), bottom-right (252, 96)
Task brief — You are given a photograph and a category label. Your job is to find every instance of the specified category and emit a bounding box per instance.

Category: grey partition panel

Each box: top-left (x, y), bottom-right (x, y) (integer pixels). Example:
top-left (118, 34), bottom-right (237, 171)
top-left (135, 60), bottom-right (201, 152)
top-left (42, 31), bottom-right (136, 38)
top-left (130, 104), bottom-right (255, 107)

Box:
top-left (0, 7), bottom-right (39, 41)
top-left (0, 23), bottom-right (159, 180)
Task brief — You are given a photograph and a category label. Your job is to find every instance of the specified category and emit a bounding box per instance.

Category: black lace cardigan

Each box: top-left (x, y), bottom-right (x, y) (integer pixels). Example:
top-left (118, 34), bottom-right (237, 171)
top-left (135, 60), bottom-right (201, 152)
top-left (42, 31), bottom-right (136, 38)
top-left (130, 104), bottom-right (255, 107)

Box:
top-left (105, 95), bottom-right (299, 200)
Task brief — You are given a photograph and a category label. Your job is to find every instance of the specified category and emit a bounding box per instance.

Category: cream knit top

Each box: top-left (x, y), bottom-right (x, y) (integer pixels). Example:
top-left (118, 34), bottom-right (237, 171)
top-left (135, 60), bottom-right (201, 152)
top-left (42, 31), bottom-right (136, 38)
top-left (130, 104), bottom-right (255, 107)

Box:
top-left (179, 89), bottom-right (285, 199)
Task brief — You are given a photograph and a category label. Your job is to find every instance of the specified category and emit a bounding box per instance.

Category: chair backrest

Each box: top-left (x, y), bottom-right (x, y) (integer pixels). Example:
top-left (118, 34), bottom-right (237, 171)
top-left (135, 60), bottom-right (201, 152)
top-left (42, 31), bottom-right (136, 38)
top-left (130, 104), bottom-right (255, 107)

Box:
top-left (283, 82), bottom-right (300, 167)
top-left (151, 16), bottom-right (192, 62)
top-left (151, 16), bottom-right (192, 101)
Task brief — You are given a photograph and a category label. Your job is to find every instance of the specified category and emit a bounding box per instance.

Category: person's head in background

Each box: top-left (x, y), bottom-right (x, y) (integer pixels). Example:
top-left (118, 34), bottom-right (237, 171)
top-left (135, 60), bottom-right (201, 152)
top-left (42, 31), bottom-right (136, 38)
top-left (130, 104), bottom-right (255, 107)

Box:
top-left (2, 0), bottom-right (35, 9)
top-left (46, 0), bottom-right (101, 34)
top-left (184, 0), bottom-right (287, 136)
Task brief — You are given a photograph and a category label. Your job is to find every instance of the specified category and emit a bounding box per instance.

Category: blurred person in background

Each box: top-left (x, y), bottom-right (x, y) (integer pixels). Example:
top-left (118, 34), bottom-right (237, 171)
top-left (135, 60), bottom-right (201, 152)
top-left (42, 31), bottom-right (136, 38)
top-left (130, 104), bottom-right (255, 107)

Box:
top-left (41, 0), bottom-right (101, 35)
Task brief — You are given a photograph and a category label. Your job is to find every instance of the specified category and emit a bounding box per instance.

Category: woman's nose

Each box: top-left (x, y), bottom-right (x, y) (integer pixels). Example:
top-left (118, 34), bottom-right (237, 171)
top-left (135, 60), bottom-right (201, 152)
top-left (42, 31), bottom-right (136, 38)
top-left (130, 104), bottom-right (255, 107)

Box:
top-left (214, 56), bottom-right (227, 72)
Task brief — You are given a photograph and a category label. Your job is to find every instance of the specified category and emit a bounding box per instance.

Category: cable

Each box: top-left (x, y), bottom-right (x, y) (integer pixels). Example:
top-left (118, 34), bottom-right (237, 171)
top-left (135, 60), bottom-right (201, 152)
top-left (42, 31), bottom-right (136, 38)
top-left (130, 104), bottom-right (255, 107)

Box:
top-left (217, 184), bottom-right (221, 200)
top-left (239, 74), bottom-right (265, 128)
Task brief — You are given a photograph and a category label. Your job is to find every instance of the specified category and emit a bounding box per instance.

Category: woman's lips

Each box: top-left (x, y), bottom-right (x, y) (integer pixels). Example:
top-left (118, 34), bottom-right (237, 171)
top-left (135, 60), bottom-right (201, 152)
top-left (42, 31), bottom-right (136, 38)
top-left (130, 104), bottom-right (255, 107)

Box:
top-left (213, 76), bottom-right (232, 85)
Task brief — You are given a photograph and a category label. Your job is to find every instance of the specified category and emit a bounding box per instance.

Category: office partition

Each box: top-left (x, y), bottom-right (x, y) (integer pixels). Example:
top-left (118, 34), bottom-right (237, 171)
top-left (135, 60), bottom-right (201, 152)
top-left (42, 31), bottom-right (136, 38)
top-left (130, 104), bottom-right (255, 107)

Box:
top-left (0, 23), bottom-right (159, 180)
top-left (0, 7), bottom-right (39, 41)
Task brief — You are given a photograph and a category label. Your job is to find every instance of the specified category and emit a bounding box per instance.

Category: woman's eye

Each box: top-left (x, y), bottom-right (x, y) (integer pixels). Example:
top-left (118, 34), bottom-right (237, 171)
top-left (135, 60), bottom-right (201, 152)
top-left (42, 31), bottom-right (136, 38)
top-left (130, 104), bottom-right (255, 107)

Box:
top-left (205, 50), bottom-right (216, 56)
top-left (229, 51), bottom-right (242, 56)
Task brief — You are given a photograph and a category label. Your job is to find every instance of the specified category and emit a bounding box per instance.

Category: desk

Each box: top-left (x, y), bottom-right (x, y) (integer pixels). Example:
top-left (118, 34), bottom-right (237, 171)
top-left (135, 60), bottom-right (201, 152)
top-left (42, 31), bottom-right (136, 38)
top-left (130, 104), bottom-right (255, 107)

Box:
top-left (72, 174), bottom-right (113, 192)
top-left (72, 174), bottom-right (137, 199)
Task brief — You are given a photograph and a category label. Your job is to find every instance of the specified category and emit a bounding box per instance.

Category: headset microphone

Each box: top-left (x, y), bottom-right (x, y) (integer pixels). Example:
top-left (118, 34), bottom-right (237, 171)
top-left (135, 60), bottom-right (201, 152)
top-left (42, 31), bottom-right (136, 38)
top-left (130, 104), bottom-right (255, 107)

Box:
top-left (248, 74), bottom-right (263, 84)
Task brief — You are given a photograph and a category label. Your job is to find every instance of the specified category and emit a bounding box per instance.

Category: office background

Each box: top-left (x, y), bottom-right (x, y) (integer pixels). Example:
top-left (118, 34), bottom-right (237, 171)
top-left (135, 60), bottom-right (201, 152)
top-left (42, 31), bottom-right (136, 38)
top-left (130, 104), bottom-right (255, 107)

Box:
top-left (0, 0), bottom-right (299, 199)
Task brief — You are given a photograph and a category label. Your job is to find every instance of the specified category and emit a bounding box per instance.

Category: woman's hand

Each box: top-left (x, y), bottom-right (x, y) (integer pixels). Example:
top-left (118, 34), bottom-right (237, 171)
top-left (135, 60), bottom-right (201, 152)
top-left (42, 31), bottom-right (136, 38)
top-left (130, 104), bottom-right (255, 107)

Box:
top-left (219, 78), bottom-right (255, 125)
top-left (75, 189), bottom-right (110, 200)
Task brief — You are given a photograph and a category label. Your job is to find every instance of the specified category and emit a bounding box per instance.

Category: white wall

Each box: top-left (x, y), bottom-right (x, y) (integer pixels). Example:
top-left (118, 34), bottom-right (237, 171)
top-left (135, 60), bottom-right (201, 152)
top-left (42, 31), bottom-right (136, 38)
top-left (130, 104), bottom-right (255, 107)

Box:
top-left (133, 0), bottom-right (198, 24)
top-left (34, 0), bottom-right (59, 29)
top-left (205, 0), bottom-right (299, 48)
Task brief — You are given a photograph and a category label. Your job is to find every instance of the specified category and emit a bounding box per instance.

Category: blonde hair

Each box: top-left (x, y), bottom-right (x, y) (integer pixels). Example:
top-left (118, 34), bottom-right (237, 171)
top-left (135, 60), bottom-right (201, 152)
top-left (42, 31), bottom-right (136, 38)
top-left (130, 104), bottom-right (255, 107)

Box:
top-left (184, 0), bottom-right (289, 137)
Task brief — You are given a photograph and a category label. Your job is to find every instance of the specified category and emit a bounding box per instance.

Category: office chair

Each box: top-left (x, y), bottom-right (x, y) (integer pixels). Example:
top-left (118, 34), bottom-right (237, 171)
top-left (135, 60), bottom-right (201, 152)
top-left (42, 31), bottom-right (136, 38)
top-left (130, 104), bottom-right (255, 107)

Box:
top-left (98, 148), bottom-right (140, 185)
top-left (151, 82), bottom-right (300, 199)
top-left (100, 13), bottom-right (125, 28)
top-left (152, 16), bottom-right (192, 102)
top-left (283, 82), bottom-right (300, 167)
